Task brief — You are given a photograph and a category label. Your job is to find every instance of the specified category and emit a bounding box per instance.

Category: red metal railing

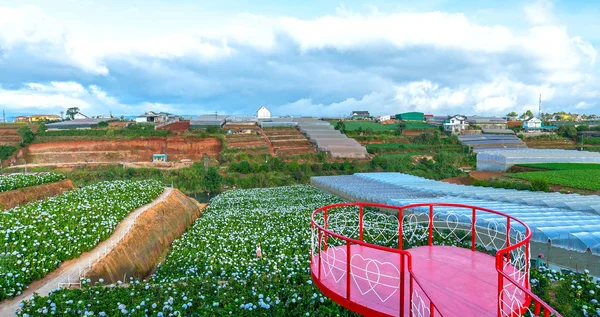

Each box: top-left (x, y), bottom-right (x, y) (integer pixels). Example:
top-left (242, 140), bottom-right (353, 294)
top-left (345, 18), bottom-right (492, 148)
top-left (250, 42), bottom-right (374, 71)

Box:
top-left (310, 202), bottom-right (562, 317)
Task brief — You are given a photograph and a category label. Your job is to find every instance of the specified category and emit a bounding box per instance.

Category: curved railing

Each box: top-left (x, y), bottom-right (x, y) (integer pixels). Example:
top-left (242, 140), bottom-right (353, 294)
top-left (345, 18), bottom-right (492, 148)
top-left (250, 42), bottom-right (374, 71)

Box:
top-left (310, 202), bottom-right (562, 317)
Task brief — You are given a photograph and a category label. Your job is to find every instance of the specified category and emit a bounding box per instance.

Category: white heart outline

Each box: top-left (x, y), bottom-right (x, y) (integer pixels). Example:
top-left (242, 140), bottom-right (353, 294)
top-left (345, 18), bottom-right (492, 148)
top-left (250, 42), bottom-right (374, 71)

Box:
top-left (350, 253), bottom-right (400, 303)
top-left (362, 211), bottom-right (399, 245)
top-left (411, 289), bottom-right (431, 317)
top-left (320, 244), bottom-right (347, 283)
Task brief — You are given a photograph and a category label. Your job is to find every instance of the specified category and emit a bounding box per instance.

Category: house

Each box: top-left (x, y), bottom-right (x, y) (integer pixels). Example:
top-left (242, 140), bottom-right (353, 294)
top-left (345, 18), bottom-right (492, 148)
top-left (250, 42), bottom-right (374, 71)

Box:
top-left (395, 112), bottom-right (425, 121)
top-left (443, 115), bottom-right (468, 133)
top-left (351, 111), bottom-right (370, 119)
top-left (29, 114), bottom-right (61, 122)
top-left (14, 116), bottom-right (29, 123)
top-left (377, 115), bottom-right (392, 122)
top-left (257, 106), bottom-right (271, 119)
top-left (424, 114), bottom-right (434, 121)
top-left (523, 117), bottom-right (542, 131)
top-left (135, 111), bottom-right (177, 124)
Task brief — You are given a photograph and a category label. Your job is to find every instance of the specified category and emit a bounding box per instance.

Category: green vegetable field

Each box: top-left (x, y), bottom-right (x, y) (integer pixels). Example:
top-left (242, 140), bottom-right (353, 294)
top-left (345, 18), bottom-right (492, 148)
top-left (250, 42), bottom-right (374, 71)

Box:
top-left (506, 169), bottom-right (600, 190)
top-left (515, 163), bottom-right (600, 170)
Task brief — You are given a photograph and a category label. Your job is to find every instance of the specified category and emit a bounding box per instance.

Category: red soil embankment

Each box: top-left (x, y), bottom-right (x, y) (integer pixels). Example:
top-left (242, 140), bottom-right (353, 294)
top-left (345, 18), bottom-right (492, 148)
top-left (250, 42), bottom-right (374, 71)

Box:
top-left (0, 179), bottom-right (75, 210)
top-left (85, 189), bottom-right (206, 283)
top-left (8, 137), bottom-right (221, 165)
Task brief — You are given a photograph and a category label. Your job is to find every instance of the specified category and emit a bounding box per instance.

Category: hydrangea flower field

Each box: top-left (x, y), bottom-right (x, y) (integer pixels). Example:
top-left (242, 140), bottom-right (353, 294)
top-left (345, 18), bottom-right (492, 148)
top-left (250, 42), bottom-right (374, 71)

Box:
top-left (17, 185), bottom-right (357, 316)
top-left (13, 185), bottom-right (598, 316)
top-left (1, 180), bottom-right (163, 301)
top-left (0, 173), bottom-right (65, 193)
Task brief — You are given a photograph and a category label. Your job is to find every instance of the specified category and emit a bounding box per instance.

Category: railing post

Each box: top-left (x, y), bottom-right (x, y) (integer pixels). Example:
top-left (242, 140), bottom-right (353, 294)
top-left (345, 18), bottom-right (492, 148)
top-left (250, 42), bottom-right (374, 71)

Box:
top-left (400, 254), bottom-right (405, 317)
top-left (506, 218), bottom-right (511, 262)
top-left (409, 275), bottom-right (414, 317)
top-left (346, 241), bottom-right (351, 300)
top-left (318, 229), bottom-right (322, 280)
top-left (324, 208), bottom-right (329, 251)
top-left (428, 205), bottom-right (433, 246)
top-left (497, 257), bottom-right (503, 317)
top-left (398, 208), bottom-right (403, 250)
top-left (359, 205), bottom-right (364, 242)
top-left (430, 302), bottom-right (435, 317)
top-left (471, 208), bottom-right (476, 251)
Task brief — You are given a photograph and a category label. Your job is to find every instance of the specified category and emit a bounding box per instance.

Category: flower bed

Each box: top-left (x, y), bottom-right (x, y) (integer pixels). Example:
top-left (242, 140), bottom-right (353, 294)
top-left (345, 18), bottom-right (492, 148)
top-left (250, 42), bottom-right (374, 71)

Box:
top-left (17, 185), bottom-right (356, 316)
top-left (15, 186), bottom-right (594, 316)
top-left (531, 267), bottom-right (599, 316)
top-left (0, 173), bottom-right (65, 193)
top-left (0, 180), bottom-right (163, 301)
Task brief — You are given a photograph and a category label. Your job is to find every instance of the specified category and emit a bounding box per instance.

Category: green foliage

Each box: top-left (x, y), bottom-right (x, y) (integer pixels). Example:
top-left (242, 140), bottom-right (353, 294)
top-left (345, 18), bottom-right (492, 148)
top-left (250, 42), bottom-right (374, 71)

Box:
top-left (334, 120), bottom-right (346, 133)
top-left (472, 178), bottom-right (532, 191)
top-left (558, 125), bottom-right (578, 139)
top-left (0, 146), bottom-right (17, 161)
top-left (506, 170), bottom-right (600, 190)
top-left (65, 107), bottom-right (80, 120)
top-left (96, 121), bottom-right (109, 128)
top-left (40, 126), bottom-right (169, 138)
top-left (530, 179), bottom-right (550, 192)
top-left (17, 125), bottom-right (35, 146)
top-left (203, 167), bottom-right (223, 193)
top-left (506, 111), bottom-right (518, 117)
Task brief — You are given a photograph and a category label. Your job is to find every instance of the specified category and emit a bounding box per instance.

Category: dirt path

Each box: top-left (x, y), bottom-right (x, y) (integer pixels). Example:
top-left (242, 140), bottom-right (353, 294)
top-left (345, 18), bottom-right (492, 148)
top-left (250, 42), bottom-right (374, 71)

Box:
top-left (0, 188), bottom-right (173, 316)
top-left (256, 126), bottom-right (276, 156)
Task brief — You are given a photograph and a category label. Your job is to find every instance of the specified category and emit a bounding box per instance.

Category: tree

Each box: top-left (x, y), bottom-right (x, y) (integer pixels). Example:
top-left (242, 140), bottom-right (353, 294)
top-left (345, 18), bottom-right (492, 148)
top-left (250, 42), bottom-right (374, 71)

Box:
top-left (397, 121), bottom-right (406, 136)
top-left (66, 107), bottom-right (80, 120)
top-left (506, 111), bottom-right (518, 117)
top-left (203, 167), bottom-right (223, 193)
top-left (334, 120), bottom-right (346, 133)
top-left (97, 121), bottom-right (109, 128)
top-left (17, 126), bottom-right (35, 146)
top-left (522, 110), bottom-right (534, 119)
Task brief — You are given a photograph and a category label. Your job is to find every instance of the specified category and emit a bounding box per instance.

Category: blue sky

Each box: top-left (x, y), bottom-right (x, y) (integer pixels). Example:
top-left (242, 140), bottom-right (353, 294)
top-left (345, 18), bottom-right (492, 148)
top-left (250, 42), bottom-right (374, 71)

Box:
top-left (0, 0), bottom-right (599, 117)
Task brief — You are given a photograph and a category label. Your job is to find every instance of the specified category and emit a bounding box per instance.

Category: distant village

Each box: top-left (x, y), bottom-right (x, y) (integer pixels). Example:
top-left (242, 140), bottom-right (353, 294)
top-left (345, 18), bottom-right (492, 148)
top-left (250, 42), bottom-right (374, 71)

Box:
top-left (5, 106), bottom-right (599, 136)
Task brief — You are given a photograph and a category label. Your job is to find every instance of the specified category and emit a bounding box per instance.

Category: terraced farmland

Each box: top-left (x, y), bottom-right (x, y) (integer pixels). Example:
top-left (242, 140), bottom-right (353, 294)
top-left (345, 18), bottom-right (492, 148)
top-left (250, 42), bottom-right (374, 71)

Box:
top-left (263, 127), bottom-right (315, 157)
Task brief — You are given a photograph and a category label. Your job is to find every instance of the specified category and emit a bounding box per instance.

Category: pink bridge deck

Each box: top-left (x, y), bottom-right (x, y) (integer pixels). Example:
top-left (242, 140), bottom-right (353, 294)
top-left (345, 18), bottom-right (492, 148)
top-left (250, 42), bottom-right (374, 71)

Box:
top-left (311, 245), bottom-right (526, 317)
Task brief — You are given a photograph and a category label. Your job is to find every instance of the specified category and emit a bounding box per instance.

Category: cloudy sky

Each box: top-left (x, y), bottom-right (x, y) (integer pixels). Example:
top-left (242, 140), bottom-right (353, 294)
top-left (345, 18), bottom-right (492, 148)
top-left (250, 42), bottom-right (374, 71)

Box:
top-left (0, 0), bottom-right (599, 118)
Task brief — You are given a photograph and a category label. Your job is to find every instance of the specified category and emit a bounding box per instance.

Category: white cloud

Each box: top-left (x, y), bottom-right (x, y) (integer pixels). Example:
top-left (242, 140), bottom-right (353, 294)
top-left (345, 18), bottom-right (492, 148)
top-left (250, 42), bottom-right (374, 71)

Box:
top-left (0, 81), bottom-right (180, 115)
top-left (0, 2), bottom-right (598, 116)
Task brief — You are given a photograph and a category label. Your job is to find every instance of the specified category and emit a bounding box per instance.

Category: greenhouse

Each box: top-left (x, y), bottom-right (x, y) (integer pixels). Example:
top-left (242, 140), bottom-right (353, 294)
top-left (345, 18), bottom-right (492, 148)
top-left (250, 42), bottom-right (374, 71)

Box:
top-left (311, 172), bottom-right (600, 255)
top-left (46, 118), bottom-right (115, 130)
top-left (189, 115), bottom-right (227, 129)
top-left (459, 134), bottom-right (527, 153)
top-left (296, 118), bottom-right (368, 158)
top-left (477, 149), bottom-right (600, 171)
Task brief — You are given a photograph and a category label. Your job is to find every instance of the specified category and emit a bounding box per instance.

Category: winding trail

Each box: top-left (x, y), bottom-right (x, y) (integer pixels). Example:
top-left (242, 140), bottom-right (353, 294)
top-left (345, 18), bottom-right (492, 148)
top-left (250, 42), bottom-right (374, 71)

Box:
top-left (0, 187), bottom-right (173, 316)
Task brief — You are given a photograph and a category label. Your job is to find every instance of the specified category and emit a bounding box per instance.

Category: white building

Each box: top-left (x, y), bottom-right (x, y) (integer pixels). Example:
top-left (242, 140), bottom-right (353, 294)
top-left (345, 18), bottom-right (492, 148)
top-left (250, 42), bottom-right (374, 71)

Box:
top-left (257, 106), bottom-right (271, 119)
top-left (523, 117), bottom-right (542, 131)
top-left (443, 115), bottom-right (468, 133)
top-left (377, 115), bottom-right (392, 122)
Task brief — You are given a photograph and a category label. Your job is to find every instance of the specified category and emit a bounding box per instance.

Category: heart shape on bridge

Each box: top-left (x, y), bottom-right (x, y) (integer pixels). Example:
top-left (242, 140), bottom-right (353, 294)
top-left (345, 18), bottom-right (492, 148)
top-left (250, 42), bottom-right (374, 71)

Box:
top-left (362, 211), bottom-right (399, 245)
top-left (350, 254), bottom-right (400, 303)
top-left (321, 246), bottom-right (347, 283)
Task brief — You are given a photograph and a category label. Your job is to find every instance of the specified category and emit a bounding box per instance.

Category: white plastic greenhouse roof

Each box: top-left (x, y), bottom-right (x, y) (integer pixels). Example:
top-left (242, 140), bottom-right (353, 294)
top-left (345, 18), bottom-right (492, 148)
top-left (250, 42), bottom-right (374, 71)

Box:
top-left (295, 119), bottom-right (368, 158)
top-left (477, 149), bottom-right (600, 171)
top-left (311, 172), bottom-right (600, 255)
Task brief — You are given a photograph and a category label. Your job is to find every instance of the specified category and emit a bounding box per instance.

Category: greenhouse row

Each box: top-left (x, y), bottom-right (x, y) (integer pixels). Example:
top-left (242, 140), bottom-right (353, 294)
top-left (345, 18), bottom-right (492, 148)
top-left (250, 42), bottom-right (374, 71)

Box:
top-left (459, 134), bottom-right (527, 153)
top-left (46, 118), bottom-right (116, 130)
top-left (296, 119), bottom-right (368, 158)
top-left (311, 172), bottom-right (600, 255)
top-left (189, 115), bottom-right (228, 129)
top-left (477, 149), bottom-right (600, 171)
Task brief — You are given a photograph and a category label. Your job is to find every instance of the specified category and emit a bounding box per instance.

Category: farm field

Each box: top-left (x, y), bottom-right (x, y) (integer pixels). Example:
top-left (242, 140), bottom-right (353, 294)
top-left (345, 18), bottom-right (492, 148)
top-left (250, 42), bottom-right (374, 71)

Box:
top-left (506, 169), bottom-right (600, 190)
top-left (0, 180), bottom-right (163, 301)
top-left (515, 163), bottom-right (600, 170)
top-left (17, 185), bottom-right (355, 316)
top-left (0, 173), bottom-right (65, 192)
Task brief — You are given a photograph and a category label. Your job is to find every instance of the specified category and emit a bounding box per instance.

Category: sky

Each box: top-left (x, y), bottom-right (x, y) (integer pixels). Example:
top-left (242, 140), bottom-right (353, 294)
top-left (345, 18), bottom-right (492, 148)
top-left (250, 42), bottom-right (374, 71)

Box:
top-left (0, 0), bottom-right (599, 118)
